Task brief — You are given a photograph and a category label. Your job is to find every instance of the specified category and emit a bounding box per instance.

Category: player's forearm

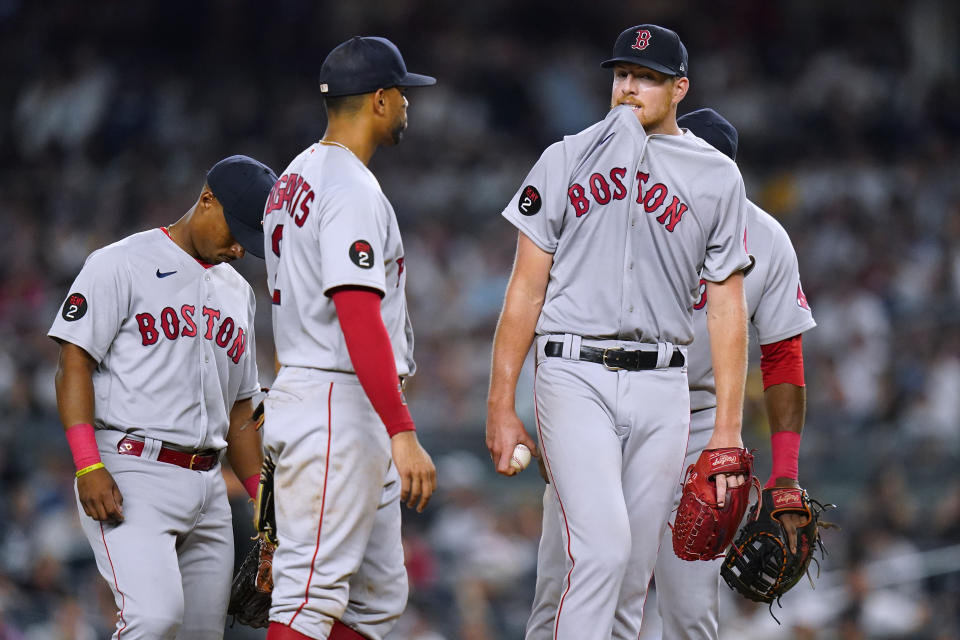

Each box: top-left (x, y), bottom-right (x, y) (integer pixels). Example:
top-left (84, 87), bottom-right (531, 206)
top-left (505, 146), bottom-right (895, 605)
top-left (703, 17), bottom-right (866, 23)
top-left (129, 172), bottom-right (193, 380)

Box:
top-left (763, 383), bottom-right (805, 435)
top-left (705, 273), bottom-right (748, 440)
top-left (226, 398), bottom-right (262, 482)
top-left (55, 343), bottom-right (106, 475)
top-left (488, 233), bottom-right (551, 411)
top-left (763, 382), bottom-right (806, 486)
top-left (54, 343), bottom-right (98, 429)
top-left (332, 288), bottom-right (414, 436)
top-left (488, 300), bottom-right (542, 410)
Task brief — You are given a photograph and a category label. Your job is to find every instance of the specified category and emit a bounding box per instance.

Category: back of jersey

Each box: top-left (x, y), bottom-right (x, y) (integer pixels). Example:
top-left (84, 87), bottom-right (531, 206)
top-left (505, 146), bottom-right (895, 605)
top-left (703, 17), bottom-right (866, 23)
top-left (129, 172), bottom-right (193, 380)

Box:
top-left (263, 143), bottom-right (414, 375)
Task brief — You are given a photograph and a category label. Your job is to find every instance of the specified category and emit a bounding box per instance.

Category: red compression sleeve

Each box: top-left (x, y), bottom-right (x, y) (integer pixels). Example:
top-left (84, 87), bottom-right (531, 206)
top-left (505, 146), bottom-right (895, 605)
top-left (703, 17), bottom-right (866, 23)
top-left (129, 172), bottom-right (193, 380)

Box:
top-left (759, 334), bottom-right (805, 390)
top-left (242, 474), bottom-right (260, 500)
top-left (332, 288), bottom-right (414, 437)
top-left (767, 430), bottom-right (801, 488)
top-left (66, 423), bottom-right (101, 471)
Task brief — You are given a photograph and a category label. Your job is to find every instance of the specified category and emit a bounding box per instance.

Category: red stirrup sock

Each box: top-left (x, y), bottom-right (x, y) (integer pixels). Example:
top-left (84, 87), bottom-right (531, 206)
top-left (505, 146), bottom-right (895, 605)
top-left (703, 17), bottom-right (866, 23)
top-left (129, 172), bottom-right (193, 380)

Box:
top-left (267, 622), bottom-right (314, 639)
top-left (329, 621), bottom-right (368, 639)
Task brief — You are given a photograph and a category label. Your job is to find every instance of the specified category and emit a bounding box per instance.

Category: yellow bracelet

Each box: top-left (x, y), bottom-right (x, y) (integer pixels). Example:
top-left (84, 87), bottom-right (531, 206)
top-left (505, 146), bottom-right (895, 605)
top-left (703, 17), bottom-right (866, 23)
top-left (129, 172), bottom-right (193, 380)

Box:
top-left (75, 462), bottom-right (105, 478)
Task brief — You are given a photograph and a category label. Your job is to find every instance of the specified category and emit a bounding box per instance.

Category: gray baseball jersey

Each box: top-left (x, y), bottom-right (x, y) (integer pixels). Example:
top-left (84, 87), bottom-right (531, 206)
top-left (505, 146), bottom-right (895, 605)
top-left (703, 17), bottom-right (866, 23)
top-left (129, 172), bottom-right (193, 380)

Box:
top-left (48, 228), bottom-right (260, 449)
top-left (502, 105), bottom-right (752, 345)
top-left (261, 141), bottom-right (415, 639)
top-left (688, 202), bottom-right (817, 411)
top-left (49, 227), bottom-right (259, 638)
top-left (263, 142), bottom-right (415, 376)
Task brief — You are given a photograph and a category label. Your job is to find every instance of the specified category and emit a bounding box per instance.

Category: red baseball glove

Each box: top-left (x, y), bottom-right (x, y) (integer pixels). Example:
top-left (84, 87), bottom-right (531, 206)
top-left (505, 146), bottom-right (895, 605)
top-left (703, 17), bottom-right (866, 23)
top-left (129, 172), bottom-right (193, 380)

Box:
top-left (671, 447), bottom-right (758, 561)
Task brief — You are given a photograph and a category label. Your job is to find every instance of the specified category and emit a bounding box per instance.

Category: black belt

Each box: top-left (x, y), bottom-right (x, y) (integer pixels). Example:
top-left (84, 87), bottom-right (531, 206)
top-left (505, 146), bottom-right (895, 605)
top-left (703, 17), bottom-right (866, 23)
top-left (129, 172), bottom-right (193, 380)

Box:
top-left (544, 341), bottom-right (684, 370)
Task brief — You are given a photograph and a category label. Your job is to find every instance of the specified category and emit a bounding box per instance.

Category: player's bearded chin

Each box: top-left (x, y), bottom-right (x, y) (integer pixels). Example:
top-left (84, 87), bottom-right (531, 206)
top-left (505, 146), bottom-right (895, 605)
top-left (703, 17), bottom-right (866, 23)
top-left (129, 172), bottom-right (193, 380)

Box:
top-left (390, 117), bottom-right (406, 145)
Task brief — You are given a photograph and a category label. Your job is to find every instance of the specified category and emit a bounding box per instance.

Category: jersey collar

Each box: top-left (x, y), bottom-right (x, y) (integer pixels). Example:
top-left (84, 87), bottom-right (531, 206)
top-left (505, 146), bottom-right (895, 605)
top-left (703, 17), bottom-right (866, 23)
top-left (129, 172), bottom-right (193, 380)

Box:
top-left (159, 227), bottom-right (215, 269)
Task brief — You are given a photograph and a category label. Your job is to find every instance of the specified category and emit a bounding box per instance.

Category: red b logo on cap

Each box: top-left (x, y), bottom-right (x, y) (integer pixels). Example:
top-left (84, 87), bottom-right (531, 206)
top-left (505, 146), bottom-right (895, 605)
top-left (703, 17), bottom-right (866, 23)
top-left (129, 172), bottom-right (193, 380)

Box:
top-left (632, 29), bottom-right (652, 50)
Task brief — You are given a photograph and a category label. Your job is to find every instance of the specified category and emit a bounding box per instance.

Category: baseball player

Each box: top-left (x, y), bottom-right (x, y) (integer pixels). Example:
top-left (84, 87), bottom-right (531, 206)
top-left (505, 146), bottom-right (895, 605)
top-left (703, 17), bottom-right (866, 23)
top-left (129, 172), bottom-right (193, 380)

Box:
top-left (525, 109), bottom-right (817, 640)
top-left (486, 24), bottom-right (752, 640)
top-left (261, 36), bottom-right (437, 640)
top-left (49, 155), bottom-right (278, 639)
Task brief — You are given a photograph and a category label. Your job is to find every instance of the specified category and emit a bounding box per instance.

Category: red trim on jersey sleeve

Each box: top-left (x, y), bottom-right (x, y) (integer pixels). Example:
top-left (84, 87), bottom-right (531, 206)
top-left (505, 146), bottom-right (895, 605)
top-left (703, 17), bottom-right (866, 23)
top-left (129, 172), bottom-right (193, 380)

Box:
top-left (759, 334), bottom-right (805, 390)
top-left (159, 227), bottom-right (214, 269)
top-left (331, 288), bottom-right (414, 437)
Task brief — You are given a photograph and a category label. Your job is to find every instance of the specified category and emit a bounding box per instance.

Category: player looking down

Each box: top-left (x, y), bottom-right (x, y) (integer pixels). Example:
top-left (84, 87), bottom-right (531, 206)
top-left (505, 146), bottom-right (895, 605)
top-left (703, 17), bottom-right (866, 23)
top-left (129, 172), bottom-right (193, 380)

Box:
top-left (50, 155), bottom-right (277, 639)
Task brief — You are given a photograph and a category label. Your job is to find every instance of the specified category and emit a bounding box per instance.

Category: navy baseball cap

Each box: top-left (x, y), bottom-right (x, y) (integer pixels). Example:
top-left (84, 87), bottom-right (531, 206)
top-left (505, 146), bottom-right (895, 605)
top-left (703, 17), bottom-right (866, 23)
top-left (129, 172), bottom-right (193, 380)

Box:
top-left (601, 24), bottom-right (688, 77)
top-left (318, 36), bottom-right (436, 97)
top-left (678, 109), bottom-right (739, 161)
top-left (206, 155), bottom-right (278, 259)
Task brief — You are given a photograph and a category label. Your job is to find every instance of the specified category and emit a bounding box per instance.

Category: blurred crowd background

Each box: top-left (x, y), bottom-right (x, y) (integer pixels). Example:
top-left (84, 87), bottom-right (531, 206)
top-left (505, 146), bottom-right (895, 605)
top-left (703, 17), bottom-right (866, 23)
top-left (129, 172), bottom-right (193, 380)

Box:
top-left (1, 0), bottom-right (959, 638)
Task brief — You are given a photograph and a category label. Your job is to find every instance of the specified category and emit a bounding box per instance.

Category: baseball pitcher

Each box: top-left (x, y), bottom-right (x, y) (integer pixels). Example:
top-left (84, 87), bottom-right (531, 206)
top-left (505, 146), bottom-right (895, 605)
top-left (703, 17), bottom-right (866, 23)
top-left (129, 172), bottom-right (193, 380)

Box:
top-left (486, 24), bottom-right (752, 640)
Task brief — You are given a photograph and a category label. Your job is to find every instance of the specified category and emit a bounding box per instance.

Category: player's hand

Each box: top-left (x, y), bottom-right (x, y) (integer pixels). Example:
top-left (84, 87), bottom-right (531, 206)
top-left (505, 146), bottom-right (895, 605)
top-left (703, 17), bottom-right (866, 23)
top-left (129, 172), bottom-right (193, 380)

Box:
top-left (390, 431), bottom-right (436, 513)
top-left (771, 477), bottom-right (804, 553)
top-left (485, 406), bottom-right (538, 477)
top-left (77, 468), bottom-right (124, 523)
top-left (704, 431), bottom-right (745, 508)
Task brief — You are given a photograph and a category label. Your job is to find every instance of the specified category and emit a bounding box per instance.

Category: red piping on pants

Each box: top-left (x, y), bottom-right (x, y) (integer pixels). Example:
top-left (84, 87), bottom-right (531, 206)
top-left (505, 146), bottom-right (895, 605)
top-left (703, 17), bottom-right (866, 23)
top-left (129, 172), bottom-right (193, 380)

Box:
top-left (100, 522), bottom-right (128, 637)
top-left (290, 382), bottom-right (335, 627)
top-left (533, 364), bottom-right (575, 640)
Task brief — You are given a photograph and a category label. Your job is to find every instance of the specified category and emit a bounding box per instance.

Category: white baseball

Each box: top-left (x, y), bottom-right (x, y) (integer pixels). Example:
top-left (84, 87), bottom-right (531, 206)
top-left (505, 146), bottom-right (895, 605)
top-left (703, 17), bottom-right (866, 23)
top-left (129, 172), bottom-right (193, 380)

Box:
top-left (510, 444), bottom-right (532, 472)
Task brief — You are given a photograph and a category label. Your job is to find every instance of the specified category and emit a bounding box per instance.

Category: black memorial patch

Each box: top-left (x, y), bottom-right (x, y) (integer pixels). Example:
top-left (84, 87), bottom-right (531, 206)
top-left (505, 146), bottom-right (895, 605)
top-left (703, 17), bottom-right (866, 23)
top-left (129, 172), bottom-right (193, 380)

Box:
top-left (349, 240), bottom-right (375, 269)
top-left (61, 292), bottom-right (88, 321)
top-left (518, 185), bottom-right (542, 216)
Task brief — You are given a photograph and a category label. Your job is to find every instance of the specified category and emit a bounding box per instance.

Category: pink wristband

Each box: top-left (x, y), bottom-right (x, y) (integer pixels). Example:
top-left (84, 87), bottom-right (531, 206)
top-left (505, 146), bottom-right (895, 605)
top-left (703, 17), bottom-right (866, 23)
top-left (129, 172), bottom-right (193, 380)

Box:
top-left (243, 474), bottom-right (260, 501)
top-left (65, 423), bottom-right (101, 471)
top-left (766, 430), bottom-right (801, 488)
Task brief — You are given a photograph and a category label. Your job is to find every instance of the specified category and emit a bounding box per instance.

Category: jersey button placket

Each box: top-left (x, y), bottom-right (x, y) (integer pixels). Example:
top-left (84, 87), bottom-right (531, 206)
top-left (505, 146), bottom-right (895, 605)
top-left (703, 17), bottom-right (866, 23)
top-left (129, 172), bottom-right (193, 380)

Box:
top-left (197, 276), bottom-right (210, 446)
top-left (621, 195), bottom-right (638, 330)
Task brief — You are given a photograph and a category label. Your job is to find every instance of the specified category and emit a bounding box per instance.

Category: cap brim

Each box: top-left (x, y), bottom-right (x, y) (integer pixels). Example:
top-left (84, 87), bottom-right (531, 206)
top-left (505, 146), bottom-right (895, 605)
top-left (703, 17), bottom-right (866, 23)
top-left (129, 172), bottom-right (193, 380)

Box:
top-left (223, 211), bottom-right (265, 259)
top-left (396, 72), bottom-right (437, 88)
top-left (600, 57), bottom-right (682, 76)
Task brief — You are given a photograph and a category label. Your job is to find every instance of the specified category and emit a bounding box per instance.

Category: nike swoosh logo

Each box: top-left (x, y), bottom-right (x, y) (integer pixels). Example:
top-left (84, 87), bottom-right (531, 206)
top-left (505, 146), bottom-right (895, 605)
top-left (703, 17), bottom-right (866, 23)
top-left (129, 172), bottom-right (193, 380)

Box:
top-left (156, 269), bottom-right (177, 278)
top-left (573, 131), bottom-right (618, 175)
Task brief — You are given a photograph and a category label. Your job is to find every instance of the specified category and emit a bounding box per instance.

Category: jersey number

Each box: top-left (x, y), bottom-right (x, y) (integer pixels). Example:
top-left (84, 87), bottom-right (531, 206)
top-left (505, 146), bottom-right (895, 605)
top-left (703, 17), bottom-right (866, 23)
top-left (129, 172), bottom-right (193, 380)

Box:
top-left (272, 224), bottom-right (283, 257)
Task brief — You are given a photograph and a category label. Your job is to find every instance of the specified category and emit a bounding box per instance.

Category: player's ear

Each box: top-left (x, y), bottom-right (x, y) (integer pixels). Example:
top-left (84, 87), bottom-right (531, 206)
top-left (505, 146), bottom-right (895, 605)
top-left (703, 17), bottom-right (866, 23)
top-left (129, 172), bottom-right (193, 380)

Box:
top-left (373, 88), bottom-right (387, 115)
top-left (672, 77), bottom-right (689, 105)
top-left (199, 188), bottom-right (217, 210)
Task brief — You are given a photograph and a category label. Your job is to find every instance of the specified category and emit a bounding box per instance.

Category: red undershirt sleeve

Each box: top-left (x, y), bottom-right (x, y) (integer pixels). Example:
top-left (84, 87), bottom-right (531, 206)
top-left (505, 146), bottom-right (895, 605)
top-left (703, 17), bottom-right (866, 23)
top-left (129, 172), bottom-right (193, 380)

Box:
top-left (331, 288), bottom-right (414, 437)
top-left (759, 334), bottom-right (805, 390)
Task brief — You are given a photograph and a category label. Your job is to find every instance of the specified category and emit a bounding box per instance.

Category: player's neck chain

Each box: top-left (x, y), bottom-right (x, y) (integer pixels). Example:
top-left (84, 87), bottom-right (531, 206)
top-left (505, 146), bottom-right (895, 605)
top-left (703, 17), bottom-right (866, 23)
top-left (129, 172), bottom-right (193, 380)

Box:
top-left (319, 139), bottom-right (357, 159)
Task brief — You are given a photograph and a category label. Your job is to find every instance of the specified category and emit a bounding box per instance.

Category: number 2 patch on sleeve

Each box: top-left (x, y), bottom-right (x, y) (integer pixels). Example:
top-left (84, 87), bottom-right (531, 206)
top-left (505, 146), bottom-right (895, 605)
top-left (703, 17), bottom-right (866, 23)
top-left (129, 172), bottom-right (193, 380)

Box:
top-left (518, 185), bottom-right (542, 216)
top-left (61, 292), bottom-right (88, 321)
top-left (349, 240), bottom-right (375, 269)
